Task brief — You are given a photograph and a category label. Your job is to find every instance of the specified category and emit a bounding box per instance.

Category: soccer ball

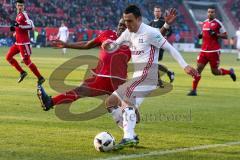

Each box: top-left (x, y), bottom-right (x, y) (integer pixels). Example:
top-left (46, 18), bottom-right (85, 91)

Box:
top-left (93, 132), bottom-right (115, 152)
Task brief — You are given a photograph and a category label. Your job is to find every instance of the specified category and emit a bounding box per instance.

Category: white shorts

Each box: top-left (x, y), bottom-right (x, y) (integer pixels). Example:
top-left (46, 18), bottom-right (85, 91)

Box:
top-left (60, 37), bottom-right (68, 43)
top-left (237, 44), bottom-right (240, 50)
top-left (113, 76), bottom-right (158, 109)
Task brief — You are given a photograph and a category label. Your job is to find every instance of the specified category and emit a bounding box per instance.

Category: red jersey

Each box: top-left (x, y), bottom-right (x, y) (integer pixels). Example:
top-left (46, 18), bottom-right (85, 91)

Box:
top-left (15, 11), bottom-right (34, 45)
top-left (201, 18), bottom-right (226, 52)
top-left (92, 30), bottom-right (131, 80)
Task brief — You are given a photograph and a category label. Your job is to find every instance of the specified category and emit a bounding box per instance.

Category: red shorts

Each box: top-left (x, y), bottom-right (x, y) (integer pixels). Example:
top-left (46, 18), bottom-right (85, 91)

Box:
top-left (7, 44), bottom-right (32, 60)
top-left (197, 51), bottom-right (220, 68)
top-left (81, 76), bottom-right (126, 96)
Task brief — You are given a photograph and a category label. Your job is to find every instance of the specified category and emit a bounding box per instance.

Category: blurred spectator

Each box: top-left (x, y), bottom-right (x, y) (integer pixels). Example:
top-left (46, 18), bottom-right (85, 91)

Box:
top-left (0, 0), bottom-right (190, 33)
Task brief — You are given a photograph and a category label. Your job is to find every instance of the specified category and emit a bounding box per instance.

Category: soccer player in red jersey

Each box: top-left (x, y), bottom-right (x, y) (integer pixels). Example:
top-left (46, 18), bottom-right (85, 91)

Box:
top-left (6, 0), bottom-right (45, 84)
top-left (36, 8), bottom-right (178, 109)
top-left (188, 6), bottom-right (236, 96)
top-left (37, 19), bottom-right (131, 111)
top-left (37, 12), bottom-right (177, 144)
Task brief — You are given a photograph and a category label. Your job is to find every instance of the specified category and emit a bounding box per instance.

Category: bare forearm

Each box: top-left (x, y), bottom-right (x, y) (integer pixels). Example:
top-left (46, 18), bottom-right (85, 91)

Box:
top-left (217, 33), bottom-right (228, 39)
top-left (65, 42), bottom-right (90, 49)
top-left (160, 27), bottom-right (168, 37)
top-left (160, 23), bottom-right (170, 37)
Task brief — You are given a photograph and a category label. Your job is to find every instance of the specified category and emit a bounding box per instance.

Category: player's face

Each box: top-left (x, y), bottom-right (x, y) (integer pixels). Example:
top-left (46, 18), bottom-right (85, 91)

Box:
top-left (154, 8), bottom-right (161, 19)
top-left (207, 9), bottom-right (215, 20)
top-left (123, 13), bottom-right (141, 33)
top-left (117, 19), bottom-right (126, 37)
top-left (16, 3), bottom-right (24, 12)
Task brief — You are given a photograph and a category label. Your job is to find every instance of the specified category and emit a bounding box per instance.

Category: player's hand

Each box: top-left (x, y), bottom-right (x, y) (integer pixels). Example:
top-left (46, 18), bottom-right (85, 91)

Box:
top-left (101, 39), bottom-right (119, 53)
top-left (209, 29), bottom-right (216, 36)
top-left (51, 40), bottom-right (66, 48)
top-left (10, 26), bottom-right (15, 32)
top-left (13, 21), bottom-right (19, 27)
top-left (164, 8), bottom-right (177, 25)
top-left (184, 65), bottom-right (199, 77)
top-left (101, 39), bottom-right (113, 50)
top-left (198, 33), bottom-right (202, 39)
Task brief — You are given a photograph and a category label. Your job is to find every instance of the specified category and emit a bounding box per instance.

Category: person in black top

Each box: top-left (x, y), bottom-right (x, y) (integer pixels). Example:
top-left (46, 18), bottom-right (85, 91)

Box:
top-left (149, 6), bottom-right (175, 87)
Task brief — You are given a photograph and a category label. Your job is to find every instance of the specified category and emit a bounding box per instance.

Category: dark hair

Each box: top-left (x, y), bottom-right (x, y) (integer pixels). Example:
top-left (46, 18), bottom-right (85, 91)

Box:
top-left (154, 5), bottom-right (161, 10)
top-left (16, 0), bottom-right (25, 4)
top-left (208, 5), bottom-right (216, 10)
top-left (124, 5), bottom-right (141, 18)
top-left (16, 0), bottom-right (25, 3)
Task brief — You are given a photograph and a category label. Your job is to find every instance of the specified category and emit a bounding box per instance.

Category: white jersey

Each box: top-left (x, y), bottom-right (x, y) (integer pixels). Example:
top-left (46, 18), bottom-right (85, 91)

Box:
top-left (116, 23), bottom-right (187, 80)
top-left (57, 26), bottom-right (69, 42)
top-left (236, 30), bottom-right (240, 49)
top-left (116, 23), bottom-right (164, 79)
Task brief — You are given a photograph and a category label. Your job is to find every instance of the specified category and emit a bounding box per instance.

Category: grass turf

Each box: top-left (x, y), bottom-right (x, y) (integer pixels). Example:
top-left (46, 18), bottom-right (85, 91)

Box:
top-left (0, 47), bottom-right (239, 160)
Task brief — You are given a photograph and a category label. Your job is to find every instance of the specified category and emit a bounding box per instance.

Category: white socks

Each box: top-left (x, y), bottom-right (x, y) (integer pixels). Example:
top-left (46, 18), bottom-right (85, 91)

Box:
top-left (109, 106), bottom-right (123, 129)
top-left (62, 48), bottom-right (67, 54)
top-left (123, 107), bottom-right (136, 139)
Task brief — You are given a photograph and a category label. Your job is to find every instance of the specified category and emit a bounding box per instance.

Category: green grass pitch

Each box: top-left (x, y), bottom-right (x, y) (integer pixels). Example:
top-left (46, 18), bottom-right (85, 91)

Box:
top-left (0, 47), bottom-right (239, 160)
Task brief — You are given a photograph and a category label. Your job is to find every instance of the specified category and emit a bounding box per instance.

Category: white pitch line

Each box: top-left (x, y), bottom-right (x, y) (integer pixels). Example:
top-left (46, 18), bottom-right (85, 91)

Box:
top-left (96, 141), bottom-right (240, 160)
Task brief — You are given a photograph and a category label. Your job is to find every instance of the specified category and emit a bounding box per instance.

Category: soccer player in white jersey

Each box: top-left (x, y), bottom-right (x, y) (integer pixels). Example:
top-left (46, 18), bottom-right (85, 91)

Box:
top-left (236, 27), bottom-right (240, 61)
top-left (102, 5), bottom-right (198, 149)
top-left (57, 22), bottom-right (69, 54)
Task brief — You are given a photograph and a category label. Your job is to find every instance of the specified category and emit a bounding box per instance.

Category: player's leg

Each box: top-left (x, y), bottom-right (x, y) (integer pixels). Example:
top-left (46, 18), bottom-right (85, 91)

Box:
top-left (106, 94), bottom-right (138, 150)
top-left (188, 62), bottom-right (205, 96)
top-left (158, 48), bottom-right (164, 61)
top-left (5, 44), bottom-right (27, 83)
top-left (61, 39), bottom-right (67, 54)
top-left (105, 78), bottom-right (126, 129)
top-left (107, 78), bottom-right (155, 150)
top-left (209, 52), bottom-right (236, 81)
top-left (62, 48), bottom-right (67, 55)
top-left (158, 64), bottom-right (175, 83)
top-left (237, 49), bottom-right (240, 61)
top-left (105, 94), bottom-right (123, 127)
top-left (188, 52), bottom-right (207, 96)
top-left (19, 44), bottom-right (45, 84)
top-left (158, 49), bottom-right (175, 83)
top-left (37, 76), bottom-right (112, 111)
top-left (37, 84), bottom-right (108, 111)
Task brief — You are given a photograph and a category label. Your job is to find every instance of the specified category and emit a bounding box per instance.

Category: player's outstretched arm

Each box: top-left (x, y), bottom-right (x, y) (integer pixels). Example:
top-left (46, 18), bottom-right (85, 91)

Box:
top-left (217, 32), bottom-right (228, 39)
top-left (51, 39), bottom-right (99, 49)
top-left (162, 41), bottom-right (199, 77)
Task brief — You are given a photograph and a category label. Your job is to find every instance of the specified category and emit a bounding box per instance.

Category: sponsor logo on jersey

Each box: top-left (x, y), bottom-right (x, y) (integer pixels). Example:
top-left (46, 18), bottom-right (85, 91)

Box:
top-left (155, 35), bottom-right (163, 42)
top-left (139, 38), bottom-right (144, 43)
top-left (211, 23), bottom-right (215, 27)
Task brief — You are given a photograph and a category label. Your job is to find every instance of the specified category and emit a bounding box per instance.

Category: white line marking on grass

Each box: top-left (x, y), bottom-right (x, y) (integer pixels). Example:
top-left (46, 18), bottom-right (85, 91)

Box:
top-left (96, 141), bottom-right (240, 160)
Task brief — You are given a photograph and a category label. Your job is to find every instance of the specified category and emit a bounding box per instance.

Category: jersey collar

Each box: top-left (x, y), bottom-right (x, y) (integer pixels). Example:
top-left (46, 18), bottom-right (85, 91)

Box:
top-left (135, 23), bottom-right (144, 34)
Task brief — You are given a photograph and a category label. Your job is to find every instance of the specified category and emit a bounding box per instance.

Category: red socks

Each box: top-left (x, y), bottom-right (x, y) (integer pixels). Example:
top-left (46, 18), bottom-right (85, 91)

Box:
top-left (52, 90), bottom-right (79, 105)
top-left (28, 63), bottom-right (42, 78)
top-left (219, 68), bottom-right (231, 75)
top-left (192, 75), bottom-right (201, 91)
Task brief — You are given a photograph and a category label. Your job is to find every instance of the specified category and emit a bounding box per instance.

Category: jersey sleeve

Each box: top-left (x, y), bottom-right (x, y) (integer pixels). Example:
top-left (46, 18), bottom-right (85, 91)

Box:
top-left (115, 30), bottom-right (129, 45)
top-left (161, 41), bottom-right (188, 68)
top-left (219, 22), bottom-right (226, 34)
top-left (93, 31), bottom-right (105, 44)
top-left (147, 29), bottom-right (167, 48)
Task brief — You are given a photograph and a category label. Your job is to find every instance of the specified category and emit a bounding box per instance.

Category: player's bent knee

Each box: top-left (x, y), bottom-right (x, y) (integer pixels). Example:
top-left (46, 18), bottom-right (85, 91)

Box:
top-left (105, 95), bottom-right (120, 108)
top-left (211, 69), bottom-right (220, 75)
top-left (23, 58), bottom-right (32, 66)
top-left (6, 55), bottom-right (13, 62)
